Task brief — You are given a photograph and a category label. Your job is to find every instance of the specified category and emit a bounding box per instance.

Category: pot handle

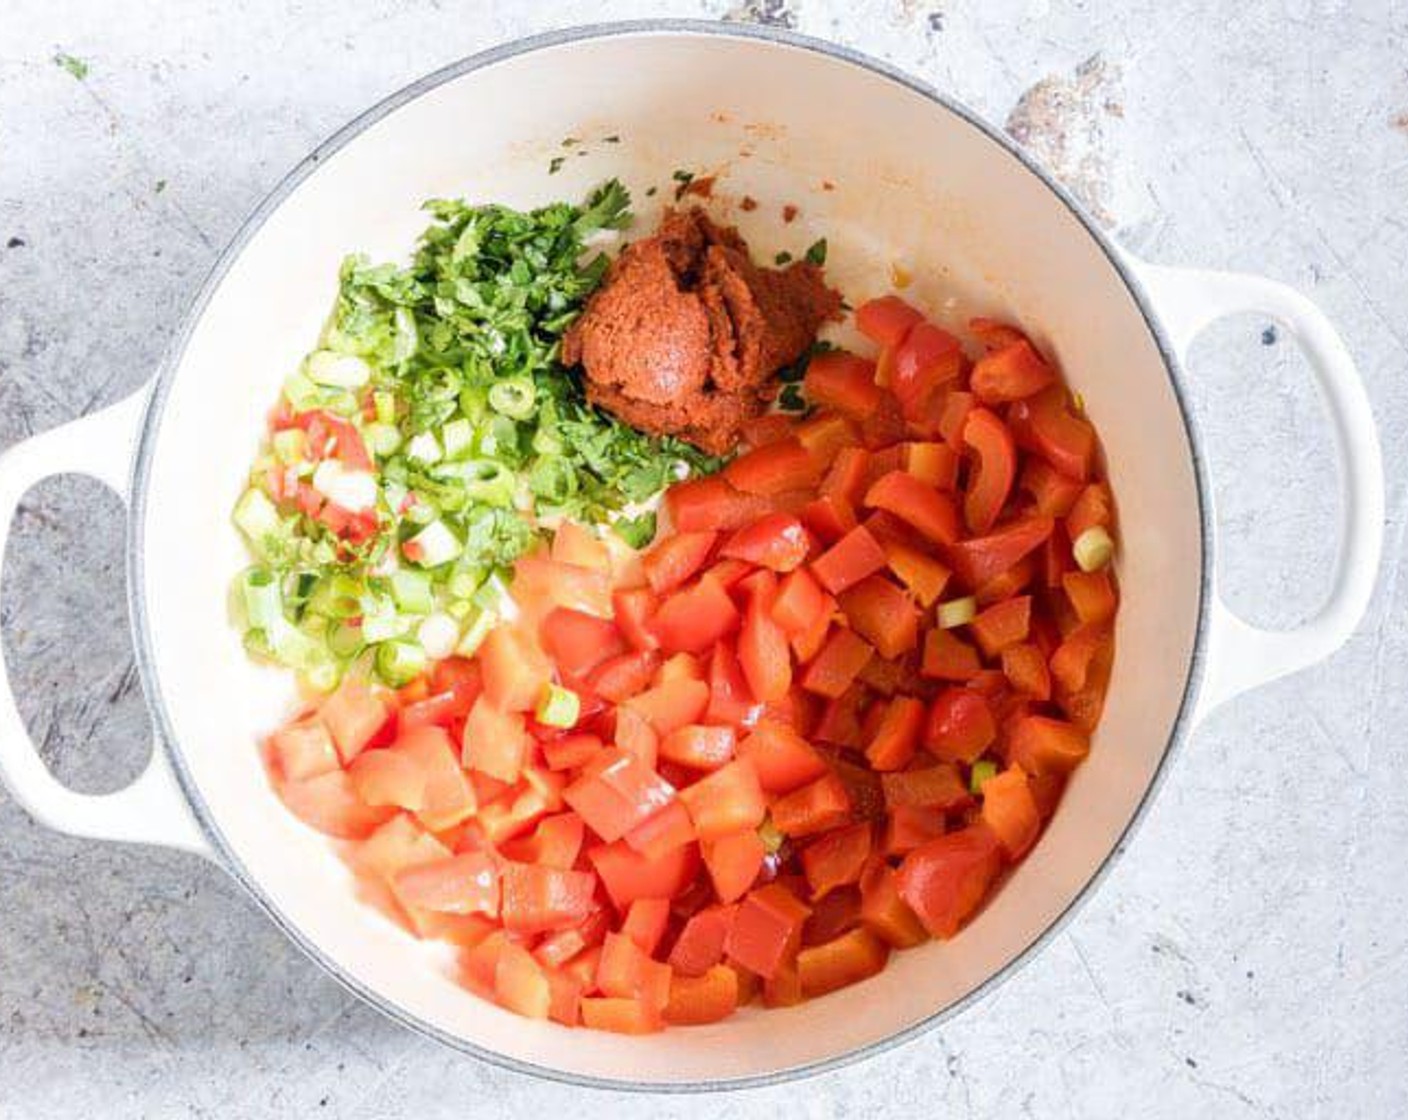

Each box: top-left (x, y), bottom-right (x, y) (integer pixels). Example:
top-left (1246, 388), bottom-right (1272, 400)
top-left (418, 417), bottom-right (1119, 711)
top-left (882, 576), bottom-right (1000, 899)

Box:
top-left (1128, 258), bottom-right (1384, 724)
top-left (0, 390), bottom-right (212, 858)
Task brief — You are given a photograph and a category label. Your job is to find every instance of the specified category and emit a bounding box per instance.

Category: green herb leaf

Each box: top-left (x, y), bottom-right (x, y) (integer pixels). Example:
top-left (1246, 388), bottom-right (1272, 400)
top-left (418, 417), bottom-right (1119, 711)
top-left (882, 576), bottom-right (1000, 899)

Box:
top-left (805, 238), bottom-right (828, 266)
top-left (54, 52), bottom-right (89, 80)
top-left (612, 511), bottom-right (658, 549)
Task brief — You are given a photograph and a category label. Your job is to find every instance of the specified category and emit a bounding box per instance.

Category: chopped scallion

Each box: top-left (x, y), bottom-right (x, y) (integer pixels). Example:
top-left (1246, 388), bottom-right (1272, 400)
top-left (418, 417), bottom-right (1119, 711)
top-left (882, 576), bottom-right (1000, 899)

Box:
top-left (937, 596), bottom-right (977, 629)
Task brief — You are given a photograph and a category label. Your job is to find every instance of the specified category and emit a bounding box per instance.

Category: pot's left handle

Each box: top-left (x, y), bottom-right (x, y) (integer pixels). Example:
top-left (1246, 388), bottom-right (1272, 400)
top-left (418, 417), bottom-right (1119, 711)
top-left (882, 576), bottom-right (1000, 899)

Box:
top-left (1127, 257), bottom-right (1385, 724)
top-left (0, 390), bottom-right (213, 859)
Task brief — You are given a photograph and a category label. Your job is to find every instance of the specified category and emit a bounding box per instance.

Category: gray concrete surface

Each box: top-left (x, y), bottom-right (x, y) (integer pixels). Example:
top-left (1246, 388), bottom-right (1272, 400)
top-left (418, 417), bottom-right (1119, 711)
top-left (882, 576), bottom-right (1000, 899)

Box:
top-left (2, 1), bottom-right (1405, 1116)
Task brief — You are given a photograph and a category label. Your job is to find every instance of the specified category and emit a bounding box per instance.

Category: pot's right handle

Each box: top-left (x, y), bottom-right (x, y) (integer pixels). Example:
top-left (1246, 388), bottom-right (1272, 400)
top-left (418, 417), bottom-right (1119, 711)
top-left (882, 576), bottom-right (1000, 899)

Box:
top-left (1127, 258), bottom-right (1385, 724)
top-left (0, 390), bottom-right (213, 858)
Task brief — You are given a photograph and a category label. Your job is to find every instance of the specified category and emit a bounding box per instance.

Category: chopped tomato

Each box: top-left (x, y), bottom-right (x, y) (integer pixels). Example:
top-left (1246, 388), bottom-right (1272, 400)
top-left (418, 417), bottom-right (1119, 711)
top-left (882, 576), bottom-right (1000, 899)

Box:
top-left (265, 720), bottom-right (340, 782)
top-left (795, 411), bottom-right (860, 465)
top-left (580, 996), bottom-right (662, 1034)
top-left (771, 567), bottom-right (830, 637)
top-left (319, 678), bottom-right (391, 765)
top-left (1066, 481), bottom-right (1115, 541)
top-left (551, 521), bottom-right (612, 571)
top-left (588, 649), bottom-right (662, 702)
top-left (1049, 623), bottom-right (1111, 693)
top-left (859, 857), bottom-right (927, 948)
top-left (1021, 458), bottom-right (1084, 517)
top-left (937, 389), bottom-right (975, 450)
top-left (393, 851), bottom-right (500, 916)
top-left (736, 720), bottom-right (828, 794)
top-left (395, 725), bottom-right (477, 831)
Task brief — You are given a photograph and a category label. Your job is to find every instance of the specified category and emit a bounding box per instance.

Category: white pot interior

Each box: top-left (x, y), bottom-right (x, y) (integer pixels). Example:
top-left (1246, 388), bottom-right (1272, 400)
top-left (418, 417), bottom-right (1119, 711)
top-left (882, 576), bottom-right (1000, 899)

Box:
top-left (137, 28), bottom-right (1202, 1085)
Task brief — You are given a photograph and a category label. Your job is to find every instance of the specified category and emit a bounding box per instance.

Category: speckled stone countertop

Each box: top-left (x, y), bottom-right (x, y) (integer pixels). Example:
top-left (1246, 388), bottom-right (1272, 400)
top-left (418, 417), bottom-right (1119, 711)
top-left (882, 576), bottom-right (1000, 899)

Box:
top-left (2, 2), bottom-right (1405, 1117)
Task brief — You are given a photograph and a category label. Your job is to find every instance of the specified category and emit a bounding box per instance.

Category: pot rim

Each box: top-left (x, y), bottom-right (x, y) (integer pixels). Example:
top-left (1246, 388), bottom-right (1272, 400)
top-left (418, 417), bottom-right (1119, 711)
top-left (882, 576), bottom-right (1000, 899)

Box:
top-left (126, 18), bottom-right (1211, 1093)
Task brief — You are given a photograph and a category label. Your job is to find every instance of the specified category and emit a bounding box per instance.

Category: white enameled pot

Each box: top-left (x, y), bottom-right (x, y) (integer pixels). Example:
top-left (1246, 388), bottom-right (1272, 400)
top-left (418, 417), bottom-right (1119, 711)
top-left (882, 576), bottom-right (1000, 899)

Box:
top-left (0, 22), bottom-right (1383, 1091)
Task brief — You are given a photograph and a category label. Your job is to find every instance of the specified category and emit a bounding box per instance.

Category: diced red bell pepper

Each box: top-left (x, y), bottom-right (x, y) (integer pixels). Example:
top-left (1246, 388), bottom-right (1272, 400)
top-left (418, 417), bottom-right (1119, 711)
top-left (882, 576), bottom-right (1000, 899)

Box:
top-left (613, 705), bottom-right (658, 769)
top-left (276, 769), bottom-right (396, 840)
top-left (620, 677), bottom-right (710, 737)
top-left (1066, 481), bottom-right (1115, 541)
top-left (618, 897), bottom-right (673, 956)
top-left (499, 811), bottom-right (584, 869)
top-left (976, 555), bottom-right (1037, 606)
top-left (1049, 623), bottom-right (1111, 693)
top-left (937, 389), bottom-right (975, 451)
top-left (726, 883), bottom-right (813, 979)
top-left (921, 628), bottom-right (982, 681)
top-left (479, 626), bottom-right (552, 713)
top-left (881, 764), bottom-right (973, 812)
top-left (980, 767), bottom-right (1041, 859)
top-left (810, 524), bottom-right (889, 595)
top-left (969, 316), bottom-right (1027, 351)
top-left (346, 746), bottom-right (427, 812)
top-left (512, 554), bottom-right (613, 620)
top-left (650, 575), bottom-right (741, 653)
top-left (724, 436), bottom-right (822, 496)
top-left (589, 839), bottom-right (701, 910)
top-left (660, 724), bottom-right (736, 771)
top-left (1021, 458), bottom-right (1085, 517)
top-left (587, 650), bottom-right (662, 702)
top-left (895, 824), bottom-right (1003, 939)
top-left (266, 720), bottom-right (341, 783)
top-left (551, 520), bottom-right (612, 571)
top-left (962, 407), bottom-right (1017, 534)
top-left (392, 851), bottom-right (500, 917)
top-left (736, 720), bottom-right (828, 794)
top-left (740, 411), bottom-right (798, 449)
top-left (803, 352), bottom-right (882, 419)
top-left (882, 804), bottom-right (947, 856)
top-left (1008, 384), bottom-right (1097, 480)
top-left (971, 339), bottom-right (1056, 402)
top-left (669, 903), bottom-right (737, 976)
top-left (1001, 642), bottom-right (1052, 700)
top-left (771, 567), bottom-right (829, 637)
top-left (498, 861), bottom-right (597, 934)
top-left (493, 941), bottom-right (552, 1020)
top-left (319, 678), bottom-right (392, 765)
top-left (891, 322), bottom-right (964, 419)
top-left (643, 530), bottom-right (717, 594)
top-left (623, 798), bottom-right (696, 860)
top-left (1063, 569), bottom-right (1117, 626)
top-left (797, 927), bottom-right (889, 998)
top-left (663, 963), bottom-right (740, 1025)
top-left (540, 607), bottom-right (626, 678)
top-left (796, 411), bottom-right (860, 465)
top-left (859, 857), bottom-right (927, 948)
top-left (864, 695), bottom-right (926, 771)
top-left (1008, 715), bottom-right (1090, 775)
top-left (800, 626), bottom-right (875, 698)
top-left (925, 688), bottom-right (997, 764)
top-left (821, 445), bottom-right (872, 508)
top-left (855, 294), bottom-right (925, 347)
top-left (738, 591), bottom-right (792, 704)
top-left (864, 471), bottom-right (961, 547)
top-left (678, 758), bottom-right (767, 841)
top-left (949, 516), bottom-right (1054, 589)
top-left (703, 828), bottom-right (767, 903)
top-left (705, 641), bottom-right (760, 727)
top-left (904, 441), bottom-right (960, 490)
top-left (800, 822), bottom-right (872, 900)
top-left (799, 494), bottom-right (857, 545)
top-left (580, 995), bottom-right (662, 1034)
top-left (836, 574), bottom-right (919, 660)
top-left (770, 771), bottom-right (852, 838)
top-left (462, 697), bottom-right (531, 783)
top-left (968, 595), bottom-right (1032, 657)
top-left (612, 587), bottom-right (660, 651)
top-left (879, 540), bottom-right (950, 608)
top-left (666, 475), bottom-right (773, 532)
top-left (562, 749), bottom-right (676, 843)
top-left (721, 512), bottom-right (811, 572)
top-left (394, 725), bottom-right (476, 831)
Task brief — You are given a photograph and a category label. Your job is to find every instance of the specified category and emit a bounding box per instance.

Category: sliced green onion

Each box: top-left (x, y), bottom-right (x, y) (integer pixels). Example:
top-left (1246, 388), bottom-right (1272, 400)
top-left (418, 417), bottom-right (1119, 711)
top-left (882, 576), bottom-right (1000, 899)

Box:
top-left (455, 607), bottom-right (497, 656)
top-left (240, 569), bottom-right (283, 630)
top-left (233, 487), bottom-right (280, 543)
top-left (307, 573), bottom-right (365, 619)
top-left (405, 430), bottom-right (442, 465)
top-left (757, 816), bottom-right (786, 854)
top-left (431, 459), bottom-right (516, 507)
top-left (488, 377), bottom-right (536, 420)
top-left (376, 640), bottom-right (427, 687)
top-left (1073, 526), bottom-right (1115, 572)
top-left (391, 306), bottom-right (419, 364)
top-left (535, 683), bottom-right (580, 728)
top-left (389, 569), bottom-right (434, 614)
top-left (937, 595), bottom-right (978, 629)
top-left (363, 421), bottom-right (402, 458)
top-left (373, 390), bottom-right (397, 425)
top-left (970, 759), bottom-right (998, 795)
top-left (305, 349), bottom-right (372, 389)
top-left (405, 520), bottom-right (462, 567)
top-left (282, 370), bottom-right (355, 415)
top-left (360, 594), bottom-right (413, 643)
top-left (447, 567), bottom-right (484, 601)
top-left (271, 428), bottom-right (307, 464)
top-left (441, 418), bottom-right (474, 460)
top-left (326, 619), bottom-right (365, 659)
top-left (302, 661), bottom-right (341, 693)
top-left (417, 612), bottom-right (460, 660)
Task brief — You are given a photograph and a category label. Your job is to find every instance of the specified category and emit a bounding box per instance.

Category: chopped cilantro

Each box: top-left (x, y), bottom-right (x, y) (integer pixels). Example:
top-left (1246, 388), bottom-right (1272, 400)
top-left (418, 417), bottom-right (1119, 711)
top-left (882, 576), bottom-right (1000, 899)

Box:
top-left (804, 238), bottom-right (828, 266)
top-left (645, 186), bottom-right (658, 197)
top-left (774, 250), bottom-right (793, 265)
top-left (548, 156), bottom-right (565, 174)
top-left (672, 169), bottom-right (695, 200)
top-left (603, 134), bottom-right (621, 143)
top-left (778, 384), bottom-right (808, 412)
top-left (612, 511), bottom-right (658, 549)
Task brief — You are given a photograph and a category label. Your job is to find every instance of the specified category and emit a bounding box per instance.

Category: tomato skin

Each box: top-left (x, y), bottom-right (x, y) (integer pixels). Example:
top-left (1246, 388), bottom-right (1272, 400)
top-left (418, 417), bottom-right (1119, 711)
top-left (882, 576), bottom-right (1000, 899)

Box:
top-left (643, 531), bottom-right (717, 594)
top-left (962, 407), bottom-right (1018, 534)
top-left (895, 825), bottom-right (1003, 939)
top-left (925, 688), bottom-right (997, 764)
top-left (721, 513), bottom-right (812, 572)
top-left (804, 352), bottom-right (882, 418)
top-left (855, 294), bottom-right (924, 347)
top-left (810, 525), bottom-right (889, 595)
top-left (836, 574), bottom-right (919, 660)
top-left (864, 471), bottom-right (961, 547)
top-left (723, 438), bottom-right (821, 496)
